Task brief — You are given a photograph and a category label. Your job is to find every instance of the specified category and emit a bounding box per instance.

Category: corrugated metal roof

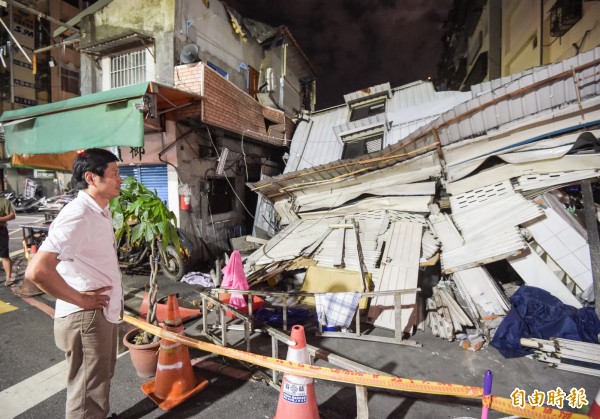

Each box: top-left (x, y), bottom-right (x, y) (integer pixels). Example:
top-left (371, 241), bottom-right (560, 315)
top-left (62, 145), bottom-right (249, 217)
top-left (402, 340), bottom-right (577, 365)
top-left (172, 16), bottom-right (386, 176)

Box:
top-left (283, 81), bottom-right (469, 175)
top-left (244, 216), bottom-right (343, 266)
top-left (285, 106), bottom-right (349, 173)
top-left (252, 48), bottom-right (600, 203)
top-left (398, 47), bottom-right (600, 157)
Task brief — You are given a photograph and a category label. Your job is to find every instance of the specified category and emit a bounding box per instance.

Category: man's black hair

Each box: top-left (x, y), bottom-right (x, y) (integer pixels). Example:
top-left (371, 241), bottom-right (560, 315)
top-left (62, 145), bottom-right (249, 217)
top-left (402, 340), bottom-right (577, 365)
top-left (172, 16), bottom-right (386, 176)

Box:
top-left (72, 148), bottom-right (119, 190)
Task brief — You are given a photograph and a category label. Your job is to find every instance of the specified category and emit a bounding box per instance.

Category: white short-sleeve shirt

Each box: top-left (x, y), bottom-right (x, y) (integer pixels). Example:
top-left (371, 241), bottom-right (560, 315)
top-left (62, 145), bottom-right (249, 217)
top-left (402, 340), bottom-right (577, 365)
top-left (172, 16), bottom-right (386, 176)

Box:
top-left (39, 190), bottom-right (123, 323)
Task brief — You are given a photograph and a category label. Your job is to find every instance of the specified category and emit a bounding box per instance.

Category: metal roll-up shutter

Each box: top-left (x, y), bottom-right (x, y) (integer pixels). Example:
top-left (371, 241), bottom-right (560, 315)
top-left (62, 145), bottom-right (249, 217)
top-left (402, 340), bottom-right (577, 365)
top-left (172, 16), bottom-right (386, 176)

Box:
top-left (119, 164), bottom-right (169, 205)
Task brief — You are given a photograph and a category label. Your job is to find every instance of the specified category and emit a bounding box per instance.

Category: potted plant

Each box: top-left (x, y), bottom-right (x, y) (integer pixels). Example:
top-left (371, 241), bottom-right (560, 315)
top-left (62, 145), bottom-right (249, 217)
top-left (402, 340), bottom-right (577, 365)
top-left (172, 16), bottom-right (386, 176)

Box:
top-left (111, 177), bottom-right (181, 375)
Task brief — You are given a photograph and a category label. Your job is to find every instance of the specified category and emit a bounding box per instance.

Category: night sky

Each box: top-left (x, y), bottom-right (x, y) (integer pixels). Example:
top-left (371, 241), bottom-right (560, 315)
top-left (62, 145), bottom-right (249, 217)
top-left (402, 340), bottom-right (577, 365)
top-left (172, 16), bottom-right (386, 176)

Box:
top-left (226, 0), bottom-right (453, 110)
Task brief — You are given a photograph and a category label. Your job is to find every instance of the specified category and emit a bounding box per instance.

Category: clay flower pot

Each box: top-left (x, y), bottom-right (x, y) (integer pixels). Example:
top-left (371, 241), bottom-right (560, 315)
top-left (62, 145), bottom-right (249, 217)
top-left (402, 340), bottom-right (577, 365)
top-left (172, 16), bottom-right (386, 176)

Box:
top-left (123, 328), bottom-right (160, 378)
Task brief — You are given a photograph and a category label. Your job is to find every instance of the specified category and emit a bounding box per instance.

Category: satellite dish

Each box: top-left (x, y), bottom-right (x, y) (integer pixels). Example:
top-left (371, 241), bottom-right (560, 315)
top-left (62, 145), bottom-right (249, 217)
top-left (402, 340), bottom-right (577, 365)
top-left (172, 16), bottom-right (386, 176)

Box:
top-left (180, 43), bottom-right (200, 64)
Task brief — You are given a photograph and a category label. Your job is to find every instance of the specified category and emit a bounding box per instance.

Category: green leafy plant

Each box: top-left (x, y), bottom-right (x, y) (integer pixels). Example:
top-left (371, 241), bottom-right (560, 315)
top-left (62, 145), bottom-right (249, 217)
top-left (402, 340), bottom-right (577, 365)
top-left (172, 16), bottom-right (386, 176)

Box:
top-left (110, 177), bottom-right (180, 344)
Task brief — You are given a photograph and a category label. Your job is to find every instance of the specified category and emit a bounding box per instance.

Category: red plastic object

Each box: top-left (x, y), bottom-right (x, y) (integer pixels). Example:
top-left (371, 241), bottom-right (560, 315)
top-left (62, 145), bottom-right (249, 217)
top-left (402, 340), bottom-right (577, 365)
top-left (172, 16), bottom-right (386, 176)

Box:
top-left (219, 293), bottom-right (265, 318)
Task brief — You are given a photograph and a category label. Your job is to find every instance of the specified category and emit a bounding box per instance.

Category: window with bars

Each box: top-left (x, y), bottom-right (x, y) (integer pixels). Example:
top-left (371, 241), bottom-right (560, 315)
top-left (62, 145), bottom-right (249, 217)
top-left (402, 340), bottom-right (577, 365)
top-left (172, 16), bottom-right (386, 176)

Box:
top-left (110, 49), bottom-right (146, 88)
top-left (342, 133), bottom-right (383, 159)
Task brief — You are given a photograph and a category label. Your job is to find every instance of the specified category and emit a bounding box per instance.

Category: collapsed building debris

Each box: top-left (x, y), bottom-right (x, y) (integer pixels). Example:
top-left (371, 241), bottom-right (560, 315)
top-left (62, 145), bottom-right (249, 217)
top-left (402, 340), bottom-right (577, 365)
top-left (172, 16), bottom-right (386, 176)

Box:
top-left (239, 48), bottom-right (600, 352)
top-left (521, 337), bottom-right (600, 377)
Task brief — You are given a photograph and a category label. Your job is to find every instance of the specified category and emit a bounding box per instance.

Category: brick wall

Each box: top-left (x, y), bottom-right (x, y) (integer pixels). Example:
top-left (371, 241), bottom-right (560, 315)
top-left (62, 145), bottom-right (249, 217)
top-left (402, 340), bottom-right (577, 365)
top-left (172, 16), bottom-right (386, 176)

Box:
top-left (174, 63), bottom-right (294, 146)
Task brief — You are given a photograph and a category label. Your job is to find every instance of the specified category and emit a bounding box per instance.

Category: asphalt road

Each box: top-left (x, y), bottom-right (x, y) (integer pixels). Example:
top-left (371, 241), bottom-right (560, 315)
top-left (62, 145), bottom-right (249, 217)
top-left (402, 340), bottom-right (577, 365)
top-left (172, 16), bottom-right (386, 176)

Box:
top-left (0, 213), bottom-right (598, 418)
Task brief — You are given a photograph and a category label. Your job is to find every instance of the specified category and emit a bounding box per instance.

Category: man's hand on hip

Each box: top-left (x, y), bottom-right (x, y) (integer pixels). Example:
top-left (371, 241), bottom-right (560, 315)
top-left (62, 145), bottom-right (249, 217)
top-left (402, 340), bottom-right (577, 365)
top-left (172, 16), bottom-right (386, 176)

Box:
top-left (79, 286), bottom-right (113, 309)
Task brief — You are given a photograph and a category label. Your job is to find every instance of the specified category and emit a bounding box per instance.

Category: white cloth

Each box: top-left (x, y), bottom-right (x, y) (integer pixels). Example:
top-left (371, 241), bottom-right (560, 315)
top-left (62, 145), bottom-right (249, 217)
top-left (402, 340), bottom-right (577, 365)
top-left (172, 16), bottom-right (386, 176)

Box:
top-left (40, 191), bottom-right (123, 323)
top-left (181, 271), bottom-right (214, 287)
top-left (315, 292), bottom-right (360, 328)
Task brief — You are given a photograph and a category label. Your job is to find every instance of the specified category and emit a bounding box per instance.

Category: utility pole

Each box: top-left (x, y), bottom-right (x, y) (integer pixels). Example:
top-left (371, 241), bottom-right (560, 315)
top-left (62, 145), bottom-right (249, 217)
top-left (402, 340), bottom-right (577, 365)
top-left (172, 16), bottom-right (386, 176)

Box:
top-left (581, 179), bottom-right (600, 319)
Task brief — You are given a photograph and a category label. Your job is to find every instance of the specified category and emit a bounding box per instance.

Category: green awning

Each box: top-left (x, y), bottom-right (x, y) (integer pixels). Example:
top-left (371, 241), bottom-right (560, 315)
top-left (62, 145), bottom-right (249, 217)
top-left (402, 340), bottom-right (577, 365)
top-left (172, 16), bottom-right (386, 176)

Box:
top-left (0, 83), bottom-right (150, 155)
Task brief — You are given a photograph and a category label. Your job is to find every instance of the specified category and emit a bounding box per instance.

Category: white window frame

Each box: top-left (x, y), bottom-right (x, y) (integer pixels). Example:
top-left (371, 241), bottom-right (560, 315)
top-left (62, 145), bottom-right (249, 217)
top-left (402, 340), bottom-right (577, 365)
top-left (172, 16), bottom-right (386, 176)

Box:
top-left (340, 126), bottom-right (385, 159)
top-left (349, 96), bottom-right (387, 122)
top-left (101, 48), bottom-right (155, 90)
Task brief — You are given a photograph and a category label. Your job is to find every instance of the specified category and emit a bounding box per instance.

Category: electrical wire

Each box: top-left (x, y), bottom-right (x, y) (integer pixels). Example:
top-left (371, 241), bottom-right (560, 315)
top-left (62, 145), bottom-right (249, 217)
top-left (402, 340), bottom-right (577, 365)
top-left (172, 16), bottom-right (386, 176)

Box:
top-left (205, 126), bottom-right (255, 219)
top-left (241, 129), bottom-right (249, 180)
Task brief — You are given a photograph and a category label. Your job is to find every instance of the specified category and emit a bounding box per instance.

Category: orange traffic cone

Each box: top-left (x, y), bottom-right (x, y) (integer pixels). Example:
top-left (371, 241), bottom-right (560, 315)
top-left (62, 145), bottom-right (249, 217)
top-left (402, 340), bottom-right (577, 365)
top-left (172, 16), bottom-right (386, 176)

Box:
top-left (274, 325), bottom-right (320, 419)
top-left (141, 294), bottom-right (209, 410)
top-left (589, 387), bottom-right (600, 418)
top-left (138, 292), bottom-right (201, 324)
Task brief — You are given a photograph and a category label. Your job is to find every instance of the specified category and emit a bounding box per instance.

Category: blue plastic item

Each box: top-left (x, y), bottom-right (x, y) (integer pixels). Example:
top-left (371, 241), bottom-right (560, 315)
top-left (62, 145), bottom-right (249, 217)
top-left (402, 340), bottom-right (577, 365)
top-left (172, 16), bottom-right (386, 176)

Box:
top-left (254, 307), bottom-right (313, 328)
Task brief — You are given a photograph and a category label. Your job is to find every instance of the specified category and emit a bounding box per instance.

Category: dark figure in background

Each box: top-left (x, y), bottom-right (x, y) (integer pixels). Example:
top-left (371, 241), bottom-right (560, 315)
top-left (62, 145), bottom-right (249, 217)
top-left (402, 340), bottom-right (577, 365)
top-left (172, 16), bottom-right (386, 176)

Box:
top-left (25, 149), bottom-right (123, 419)
top-left (0, 195), bottom-right (15, 285)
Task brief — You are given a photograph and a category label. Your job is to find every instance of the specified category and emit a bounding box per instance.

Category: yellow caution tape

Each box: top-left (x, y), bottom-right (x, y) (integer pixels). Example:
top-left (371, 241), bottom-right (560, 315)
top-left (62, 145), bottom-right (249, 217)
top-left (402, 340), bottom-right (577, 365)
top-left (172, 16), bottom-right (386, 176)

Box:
top-left (489, 396), bottom-right (587, 418)
top-left (123, 315), bottom-right (586, 418)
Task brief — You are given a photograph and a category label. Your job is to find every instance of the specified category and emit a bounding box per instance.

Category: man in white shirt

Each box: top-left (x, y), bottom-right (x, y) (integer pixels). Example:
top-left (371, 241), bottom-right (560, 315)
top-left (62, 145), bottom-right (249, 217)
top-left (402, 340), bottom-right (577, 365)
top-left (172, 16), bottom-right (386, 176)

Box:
top-left (25, 148), bottom-right (123, 419)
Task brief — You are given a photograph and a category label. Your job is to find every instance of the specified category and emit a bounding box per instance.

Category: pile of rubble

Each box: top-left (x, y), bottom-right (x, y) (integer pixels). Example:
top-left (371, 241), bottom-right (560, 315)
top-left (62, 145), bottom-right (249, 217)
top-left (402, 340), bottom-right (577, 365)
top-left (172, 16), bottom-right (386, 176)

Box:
top-left (237, 49), bottom-right (600, 355)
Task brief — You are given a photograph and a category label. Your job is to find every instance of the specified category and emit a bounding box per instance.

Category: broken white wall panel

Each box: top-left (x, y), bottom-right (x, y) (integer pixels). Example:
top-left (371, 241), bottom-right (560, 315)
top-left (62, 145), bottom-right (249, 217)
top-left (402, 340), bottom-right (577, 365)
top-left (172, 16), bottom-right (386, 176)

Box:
top-left (450, 193), bottom-right (543, 241)
top-left (367, 222), bottom-right (422, 333)
top-left (432, 184), bottom-right (534, 272)
top-left (293, 181), bottom-right (436, 212)
top-left (421, 229), bottom-right (440, 262)
top-left (332, 227), bottom-right (346, 268)
top-left (252, 193), bottom-right (278, 239)
top-left (273, 199), bottom-right (300, 225)
top-left (247, 216), bottom-right (343, 267)
top-left (434, 287), bottom-right (474, 327)
top-left (522, 337), bottom-right (600, 377)
top-left (445, 155), bottom-right (600, 195)
top-left (498, 130), bottom-right (600, 164)
top-left (428, 212), bottom-right (464, 251)
top-left (452, 267), bottom-right (509, 318)
top-left (529, 241), bottom-right (580, 296)
top-left (449, 180), bottom-right (515, 210)
top-left (288, 152), bottom-right (441, 200)
top-left (441, 99), bottom-right (600, 182)
top-left (523, 207), bottom-right (593, 296)
top-left (507, 244), bottom-right (582, 308)
top-left (542, 192), bottom-right (588, 240)
top-left (383, 210), bottom-right (427, 225)
top-left (441, 227), bottom-right (527, 273)
top-left (313, 216), bottom-right (387, 275)
top-left (298, 196), bottom-right (432, 218)
top-left (515, 170), bottom-right (600, 192)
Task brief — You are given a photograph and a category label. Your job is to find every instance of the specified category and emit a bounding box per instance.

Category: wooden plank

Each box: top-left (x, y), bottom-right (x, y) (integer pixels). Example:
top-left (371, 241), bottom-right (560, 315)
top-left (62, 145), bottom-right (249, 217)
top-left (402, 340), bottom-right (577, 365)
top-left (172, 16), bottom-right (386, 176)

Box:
top-left (554, 364), bottom-right (600, 377)
top-left (437, 288), bottom-right (473, 327)
top-left (356, 386), bottom-right (369, 419)
top-left (316, 331), bottom-right (421, 347)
